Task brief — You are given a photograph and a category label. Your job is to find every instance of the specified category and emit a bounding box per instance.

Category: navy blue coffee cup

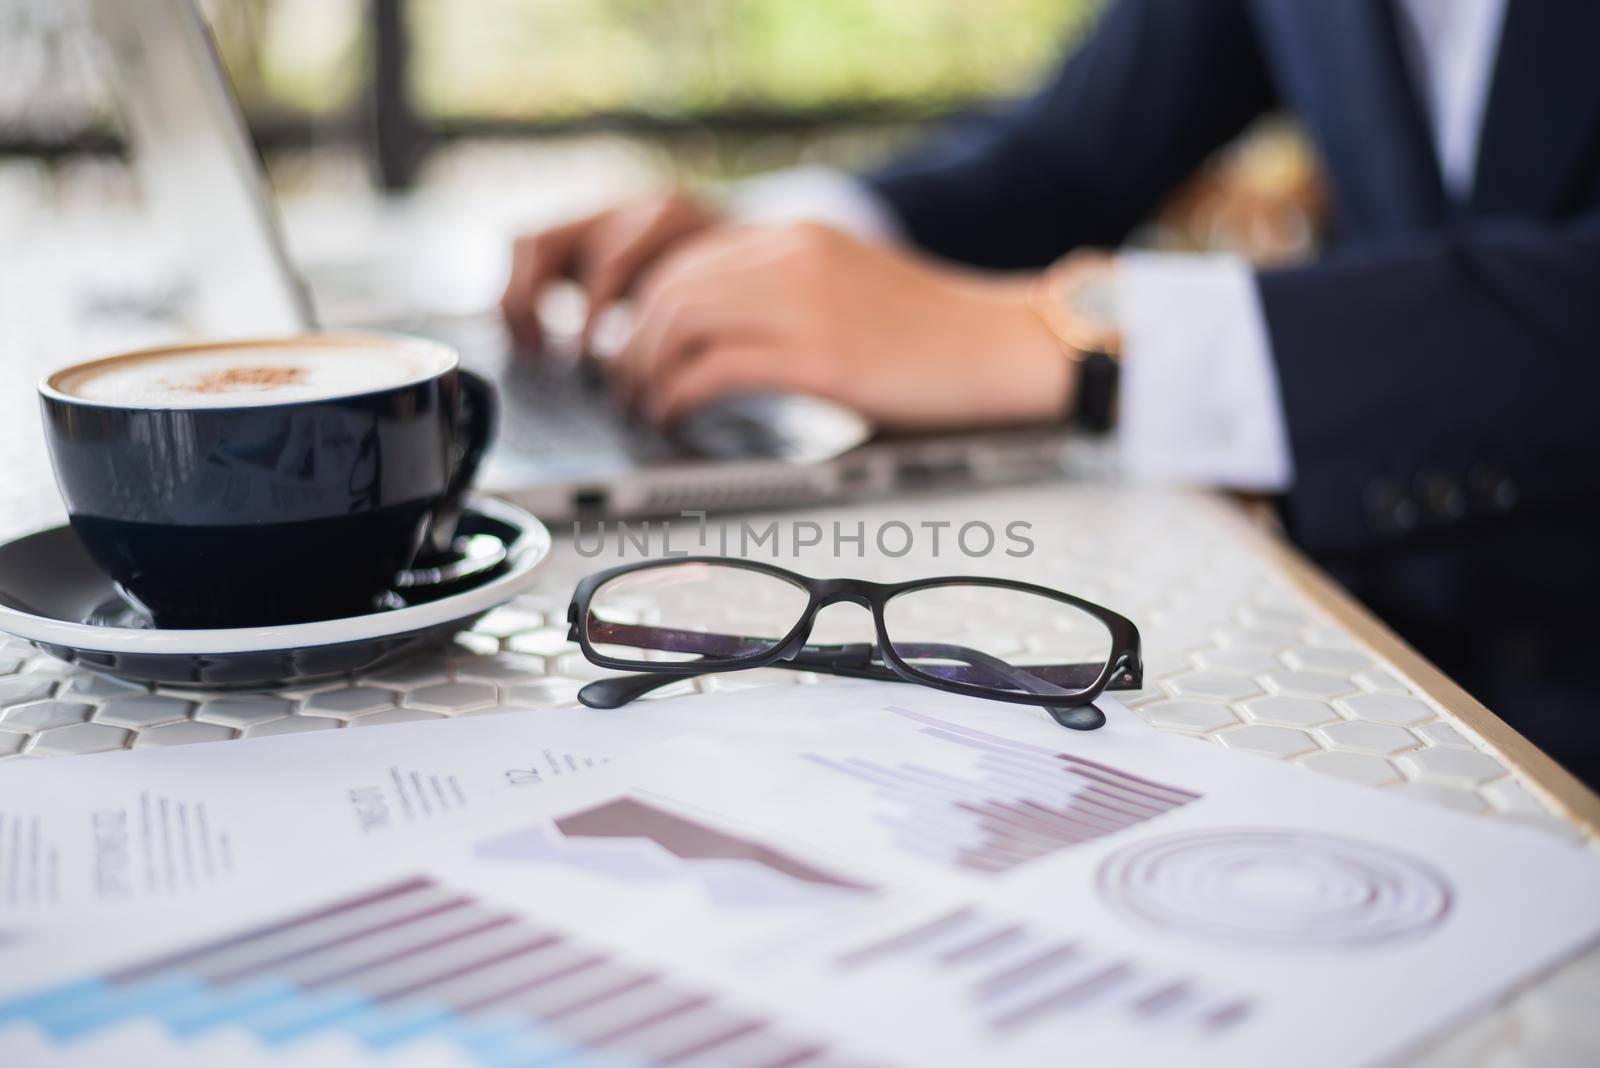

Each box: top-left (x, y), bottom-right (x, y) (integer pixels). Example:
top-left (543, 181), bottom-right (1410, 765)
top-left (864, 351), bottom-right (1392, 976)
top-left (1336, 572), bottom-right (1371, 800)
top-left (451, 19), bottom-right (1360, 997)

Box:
top-left (39, 334), bottom-right (496, 628)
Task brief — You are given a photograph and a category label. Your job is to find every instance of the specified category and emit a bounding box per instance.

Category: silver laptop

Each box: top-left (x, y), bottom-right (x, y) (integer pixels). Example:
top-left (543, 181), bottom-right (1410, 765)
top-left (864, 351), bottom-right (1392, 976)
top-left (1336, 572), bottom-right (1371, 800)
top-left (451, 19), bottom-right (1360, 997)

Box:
top-left (89, 0), bottom-right (1088, 521)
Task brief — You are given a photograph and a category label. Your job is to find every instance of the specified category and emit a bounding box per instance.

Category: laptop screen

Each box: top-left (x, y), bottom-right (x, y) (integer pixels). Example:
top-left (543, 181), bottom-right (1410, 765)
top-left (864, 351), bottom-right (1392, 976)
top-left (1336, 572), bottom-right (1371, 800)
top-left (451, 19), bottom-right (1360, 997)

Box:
top-left (88, 0), bottom-right (315, 338)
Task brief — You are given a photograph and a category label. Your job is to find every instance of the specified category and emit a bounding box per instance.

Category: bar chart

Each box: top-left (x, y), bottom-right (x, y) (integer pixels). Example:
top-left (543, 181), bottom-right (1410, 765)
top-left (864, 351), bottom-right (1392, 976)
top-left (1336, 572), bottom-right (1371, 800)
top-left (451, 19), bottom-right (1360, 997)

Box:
top-left (802, 707), bottom-right (1201, 874)
top-left (834, 904), bottom-right (1252, 1037)
top-left (0, 875), bottom-right (851, 1067)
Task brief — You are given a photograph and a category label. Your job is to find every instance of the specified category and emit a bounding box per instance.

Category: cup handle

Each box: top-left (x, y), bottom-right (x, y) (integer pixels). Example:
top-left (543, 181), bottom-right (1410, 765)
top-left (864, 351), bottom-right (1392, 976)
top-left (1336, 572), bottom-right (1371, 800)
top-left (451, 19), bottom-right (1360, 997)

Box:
top-left (428, 368), bottom-right (498, 555)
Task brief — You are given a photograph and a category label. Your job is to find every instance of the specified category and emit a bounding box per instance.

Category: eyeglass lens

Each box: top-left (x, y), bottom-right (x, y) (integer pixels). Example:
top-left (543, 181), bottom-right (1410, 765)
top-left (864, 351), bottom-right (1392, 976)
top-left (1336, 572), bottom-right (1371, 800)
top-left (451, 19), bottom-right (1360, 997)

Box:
top-left (881, 584), bottom-right (1114, 695)
top-left (585, 562), bottom-right (808, 664)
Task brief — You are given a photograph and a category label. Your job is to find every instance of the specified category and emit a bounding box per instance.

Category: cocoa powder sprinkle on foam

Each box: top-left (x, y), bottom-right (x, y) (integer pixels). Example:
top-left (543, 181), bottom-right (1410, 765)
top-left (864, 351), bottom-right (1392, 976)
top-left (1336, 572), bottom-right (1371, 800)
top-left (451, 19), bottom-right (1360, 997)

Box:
top-left (170, 366), bottom-right (309, 394)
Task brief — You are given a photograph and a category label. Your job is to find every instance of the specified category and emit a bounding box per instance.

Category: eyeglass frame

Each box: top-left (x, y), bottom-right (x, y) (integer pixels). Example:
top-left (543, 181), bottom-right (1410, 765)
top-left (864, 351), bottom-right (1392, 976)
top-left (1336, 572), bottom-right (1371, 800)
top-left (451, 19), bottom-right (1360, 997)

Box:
top-left (565, 556), bottom-right (1143, 730)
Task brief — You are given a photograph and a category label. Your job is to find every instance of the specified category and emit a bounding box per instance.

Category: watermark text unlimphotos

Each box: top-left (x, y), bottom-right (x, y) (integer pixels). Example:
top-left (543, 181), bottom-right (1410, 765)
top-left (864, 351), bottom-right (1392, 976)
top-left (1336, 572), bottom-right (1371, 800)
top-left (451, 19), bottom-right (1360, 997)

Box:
top-left (572, 511), bottom-right (1034, 560)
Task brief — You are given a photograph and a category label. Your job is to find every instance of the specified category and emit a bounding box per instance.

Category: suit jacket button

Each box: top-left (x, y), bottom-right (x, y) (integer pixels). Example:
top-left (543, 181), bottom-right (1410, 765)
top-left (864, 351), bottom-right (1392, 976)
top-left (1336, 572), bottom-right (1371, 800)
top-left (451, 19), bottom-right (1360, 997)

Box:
top-left (1364, 479), bottom-right (1419, 535)
top-left (1468, 464), bottom-right (1518, 512)
top-left (1417, 471), bottom-right (1466, 522)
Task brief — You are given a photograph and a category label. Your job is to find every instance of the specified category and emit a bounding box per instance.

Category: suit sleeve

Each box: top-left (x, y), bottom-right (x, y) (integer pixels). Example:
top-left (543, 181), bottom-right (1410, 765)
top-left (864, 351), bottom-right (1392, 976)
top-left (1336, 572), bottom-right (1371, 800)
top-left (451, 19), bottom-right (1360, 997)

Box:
top-left (1259, 213), bottom-right (1600, 557)
top-left (864, 0), bottom-right (1276, 269)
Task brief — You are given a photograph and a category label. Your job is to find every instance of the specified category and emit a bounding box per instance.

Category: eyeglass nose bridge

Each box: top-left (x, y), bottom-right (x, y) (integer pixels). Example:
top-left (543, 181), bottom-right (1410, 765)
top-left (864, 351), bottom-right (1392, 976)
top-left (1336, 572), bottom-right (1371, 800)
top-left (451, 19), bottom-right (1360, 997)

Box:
top-left (774, 580), bottom-right (886, 659)
top-left (806, 577), bottom-right (886, 604)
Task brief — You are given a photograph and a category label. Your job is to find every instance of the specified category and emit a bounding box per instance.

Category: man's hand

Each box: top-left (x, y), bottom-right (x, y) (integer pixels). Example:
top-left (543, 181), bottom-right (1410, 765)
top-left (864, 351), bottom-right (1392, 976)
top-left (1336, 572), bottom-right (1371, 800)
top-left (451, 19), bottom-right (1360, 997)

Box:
top-left (617, 222), bottom-right (1076, 430)
top-left (499, 193), bottom-right (720, 351)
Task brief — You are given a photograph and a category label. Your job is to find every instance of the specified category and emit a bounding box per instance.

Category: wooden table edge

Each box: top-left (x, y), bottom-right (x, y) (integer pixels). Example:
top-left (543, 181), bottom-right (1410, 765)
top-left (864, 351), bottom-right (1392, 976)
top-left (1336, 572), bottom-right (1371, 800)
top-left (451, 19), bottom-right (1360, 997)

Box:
top-left (1203, 493), bottom-right (1600, 840)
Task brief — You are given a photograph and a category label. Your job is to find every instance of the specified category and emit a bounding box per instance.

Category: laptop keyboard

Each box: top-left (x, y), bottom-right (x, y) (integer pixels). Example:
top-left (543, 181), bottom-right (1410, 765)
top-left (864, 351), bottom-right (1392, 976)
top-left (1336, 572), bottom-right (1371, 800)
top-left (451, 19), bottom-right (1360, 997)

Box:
top-left (406, 310), bottom-right (871, 479)
top-left (497, 355), bottom-right (648, 455)
top-left (405, 312), bottom-right (674, 482)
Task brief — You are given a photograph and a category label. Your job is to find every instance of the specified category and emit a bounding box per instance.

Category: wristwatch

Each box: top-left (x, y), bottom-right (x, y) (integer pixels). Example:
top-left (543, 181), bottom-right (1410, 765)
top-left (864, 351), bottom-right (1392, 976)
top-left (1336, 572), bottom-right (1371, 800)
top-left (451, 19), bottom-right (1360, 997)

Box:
top-left (1029, 250), bottom-right (1122, 433)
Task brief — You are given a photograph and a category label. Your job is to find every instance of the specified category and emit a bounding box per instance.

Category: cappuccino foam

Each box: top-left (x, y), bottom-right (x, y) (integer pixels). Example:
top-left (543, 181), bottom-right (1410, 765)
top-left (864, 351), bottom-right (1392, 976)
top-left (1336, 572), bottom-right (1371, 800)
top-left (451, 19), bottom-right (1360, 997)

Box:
top-left (54, 342), bottom-right (448, 408)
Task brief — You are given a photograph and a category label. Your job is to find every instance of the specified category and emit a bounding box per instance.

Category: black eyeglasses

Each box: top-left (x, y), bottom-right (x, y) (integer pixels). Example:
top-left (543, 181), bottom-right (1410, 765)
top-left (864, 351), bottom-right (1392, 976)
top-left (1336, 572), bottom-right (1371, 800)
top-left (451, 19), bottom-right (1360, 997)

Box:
top-left (566, 557), bottom-right (1142, 731)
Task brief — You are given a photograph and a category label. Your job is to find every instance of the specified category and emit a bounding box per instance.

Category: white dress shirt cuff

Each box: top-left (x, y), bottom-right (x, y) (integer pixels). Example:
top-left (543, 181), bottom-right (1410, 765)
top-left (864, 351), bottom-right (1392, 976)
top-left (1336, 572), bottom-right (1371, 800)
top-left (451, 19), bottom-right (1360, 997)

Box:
top-left (724, 166), bottom-right (903, 243)
top-left (1116, 252), bottom-right (1294, 492)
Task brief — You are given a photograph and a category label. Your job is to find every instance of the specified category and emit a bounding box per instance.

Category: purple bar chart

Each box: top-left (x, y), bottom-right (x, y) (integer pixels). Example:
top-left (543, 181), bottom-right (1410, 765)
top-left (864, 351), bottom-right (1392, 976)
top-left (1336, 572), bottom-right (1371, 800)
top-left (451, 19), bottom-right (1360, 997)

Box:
top-left (834, 904), bottom-right (1251, 1038)
top-left (803, 707), bottom-right (1201, 874)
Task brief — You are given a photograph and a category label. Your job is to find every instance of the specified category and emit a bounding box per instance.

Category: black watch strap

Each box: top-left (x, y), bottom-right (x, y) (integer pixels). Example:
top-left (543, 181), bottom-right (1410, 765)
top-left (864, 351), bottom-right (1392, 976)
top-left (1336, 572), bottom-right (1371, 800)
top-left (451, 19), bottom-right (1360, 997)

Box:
top-left (1073, 349), bottom-right (1119, 434)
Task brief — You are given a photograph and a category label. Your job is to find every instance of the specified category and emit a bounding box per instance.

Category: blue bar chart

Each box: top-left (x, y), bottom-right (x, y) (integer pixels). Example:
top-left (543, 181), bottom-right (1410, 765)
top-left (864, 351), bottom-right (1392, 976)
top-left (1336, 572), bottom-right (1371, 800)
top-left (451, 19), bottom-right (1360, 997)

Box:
top-left (0, 875), bottom-right (846, 1067)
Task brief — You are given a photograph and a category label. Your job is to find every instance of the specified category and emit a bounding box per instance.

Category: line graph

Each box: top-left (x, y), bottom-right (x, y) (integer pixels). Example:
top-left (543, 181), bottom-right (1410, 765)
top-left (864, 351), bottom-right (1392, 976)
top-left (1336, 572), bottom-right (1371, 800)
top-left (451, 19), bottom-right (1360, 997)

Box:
top-left (802, 707), bottom-right (1201, 874)
top-left (475, 797), bottom-right (874, 908)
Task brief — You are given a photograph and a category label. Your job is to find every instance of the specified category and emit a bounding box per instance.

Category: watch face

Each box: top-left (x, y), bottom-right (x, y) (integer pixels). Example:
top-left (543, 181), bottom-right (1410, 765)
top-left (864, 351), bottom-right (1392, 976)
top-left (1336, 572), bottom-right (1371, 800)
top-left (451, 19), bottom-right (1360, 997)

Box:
top-left (1059, 261), bottom-right (1122, 356)
top-left (1070, 272), bottom-right (1119, 333)
top-left (1033, 253), bottom-right (1124, 357)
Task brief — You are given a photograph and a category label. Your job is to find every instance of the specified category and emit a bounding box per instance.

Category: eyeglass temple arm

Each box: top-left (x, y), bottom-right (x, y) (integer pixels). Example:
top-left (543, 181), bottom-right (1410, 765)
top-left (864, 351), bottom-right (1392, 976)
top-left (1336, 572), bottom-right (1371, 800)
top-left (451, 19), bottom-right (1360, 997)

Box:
top-left (573, 652), bottom-right (908, 708)
top-left (576, 620), bottom-right (1139, 689)
top-left (576, 641), bottom-right (1122, 730)
top-left (881, 642), bottom-right (1109, 731)
top-left (576, 660), bottom-right (1104, 731)
top-left (573, 632), bottom-right (1047, 693)
top-left (578, 672), bottom-right (704, 708)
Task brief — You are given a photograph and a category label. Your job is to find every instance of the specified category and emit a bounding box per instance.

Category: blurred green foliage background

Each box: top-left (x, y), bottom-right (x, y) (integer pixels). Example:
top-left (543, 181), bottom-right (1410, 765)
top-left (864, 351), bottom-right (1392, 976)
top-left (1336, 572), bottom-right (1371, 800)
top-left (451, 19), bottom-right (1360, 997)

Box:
top-left (194, 0), bottom-right (1101, 124)
top-left (0, 1), bottom-right (1315, 269)
top-left (406, 0), bottom-right (1099, 120)
top-left (2, 0), bottom-right (1101, 184)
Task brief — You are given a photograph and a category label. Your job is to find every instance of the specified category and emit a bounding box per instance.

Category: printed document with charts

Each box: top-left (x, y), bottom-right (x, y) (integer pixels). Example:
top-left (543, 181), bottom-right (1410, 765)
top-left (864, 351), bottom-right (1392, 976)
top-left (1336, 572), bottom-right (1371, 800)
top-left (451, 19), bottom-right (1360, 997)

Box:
top-left (0, 703), bottom-right (694, 927)
top-left (2, 683), bottom-right (1599, 1068)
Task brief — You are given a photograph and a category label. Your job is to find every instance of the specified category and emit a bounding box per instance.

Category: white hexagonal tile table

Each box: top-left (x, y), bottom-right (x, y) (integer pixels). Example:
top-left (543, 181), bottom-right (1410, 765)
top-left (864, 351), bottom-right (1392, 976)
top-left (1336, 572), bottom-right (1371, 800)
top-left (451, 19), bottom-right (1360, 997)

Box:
top-left (404, 681), bottom-right (499, 714)
top-left (1340, 693), bottom-right (1438, 726)
top-left (349, 708), bottom-right (447, 728)
top-left (303, 687), bottom-right (401, 720)
top-left (27, 721), bottom-right (131, 756)
top-left (0, 676), bottom-right (56, 705)
top-left (1189, 647), bottom-right (1282, 674)
top-left (59, 673), bottom-right (148, 699)
top-left (197, 696), bottom-right (296, 730)
top-left (1283, 646), bottom-right (1374, 674)
top-left (1137, 699), bottom-right (1241, 735)
top-left (1318, 720), bottom-right (1423, 756)
top-left (1394, 781), bottom-right (1494, 816)
top-left (1, 700), bottom-right (92, 732)
top-left (1263, 669), bottom-right (1356, 701)
top-left (245, 717), bottom-right (340, 739)
top-left (1163, 671), bottom-right (1263, 702)
top-left (1217, 723), bottom-right (1321, 760)
top-left (1240, 695), bottom-right (1342, 728)
top-left (1401, 747), bottom-right (1511, 789)
top-left (0, 483), bottom-right (1595, 1066)
top-left (134, 721), bottom-right (238, 748)
top-left (1300, 750), bottom-right (1404, 788)
top-left (93, 695), bottom-right (196, 730)
top-left (449, 654), bottom-right (546, 685)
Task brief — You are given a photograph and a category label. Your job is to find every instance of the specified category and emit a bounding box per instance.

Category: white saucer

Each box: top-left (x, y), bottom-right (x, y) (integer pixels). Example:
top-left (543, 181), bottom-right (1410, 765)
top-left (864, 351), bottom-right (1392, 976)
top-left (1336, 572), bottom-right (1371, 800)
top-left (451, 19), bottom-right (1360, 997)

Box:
top-left (0, 496), bottom-right (551, 689)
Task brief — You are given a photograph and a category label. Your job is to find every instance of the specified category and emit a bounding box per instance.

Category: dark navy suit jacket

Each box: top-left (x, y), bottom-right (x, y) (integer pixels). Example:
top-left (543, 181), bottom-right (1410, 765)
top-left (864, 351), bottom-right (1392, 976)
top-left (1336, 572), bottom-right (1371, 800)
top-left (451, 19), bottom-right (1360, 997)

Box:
top-left (866, 0), bottom-right (1600, 782)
